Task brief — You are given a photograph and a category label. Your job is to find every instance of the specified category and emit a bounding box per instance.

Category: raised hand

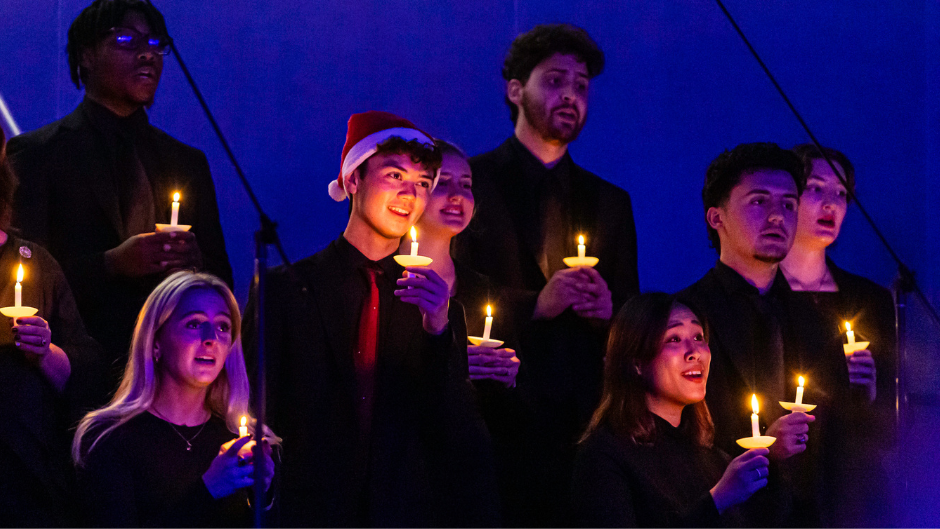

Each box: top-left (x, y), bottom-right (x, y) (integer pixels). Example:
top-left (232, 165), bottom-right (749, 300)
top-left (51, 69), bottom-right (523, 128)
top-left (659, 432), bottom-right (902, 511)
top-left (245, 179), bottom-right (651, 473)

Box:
top-left (203, 436), bottom-right (254, 499)
top-left (571, 266), bottom-right (613, 320)
top-left (710, 448), bottom-right (770, 513)
top-left (468, 346), bottom-right (520, 387)
top-left (846, 349), bottom-right (876, 403)
top-left (395, 267), bottom-right (450, 335)
top-left (766, 411), bottom-right (815, 460)
top-left (104, 231), bottom-right (202, 278)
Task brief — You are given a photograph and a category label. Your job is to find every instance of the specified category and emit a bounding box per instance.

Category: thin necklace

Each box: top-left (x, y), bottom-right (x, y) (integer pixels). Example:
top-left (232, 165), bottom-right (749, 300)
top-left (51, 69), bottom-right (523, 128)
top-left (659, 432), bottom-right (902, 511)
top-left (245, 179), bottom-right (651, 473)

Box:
top-left (782, 264), bottom-right (831, 292)
top-left (151, 407), bottom-right (209, 451)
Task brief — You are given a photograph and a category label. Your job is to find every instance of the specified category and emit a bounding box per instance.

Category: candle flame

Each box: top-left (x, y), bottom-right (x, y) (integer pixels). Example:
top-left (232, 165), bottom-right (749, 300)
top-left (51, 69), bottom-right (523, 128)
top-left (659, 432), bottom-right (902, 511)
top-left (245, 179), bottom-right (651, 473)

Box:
top-left (486, 305), bottom-right (492, 317)
top-left (578, 235), bottom-right (584, 245)
top-left (410, 226), bottom-right (417, 242)
top-left (845, 321), bottom-right (851, 332)
top-left (16, 264), bottom-right (23, 283)
top-left (798, 376), bottom-right (805, 388)
top-left (240, 415), bottom-right (247, 427)
top-left (751, 394), bottom-right (759, 414)
top-left (173, 192), bottom-right (180, 203)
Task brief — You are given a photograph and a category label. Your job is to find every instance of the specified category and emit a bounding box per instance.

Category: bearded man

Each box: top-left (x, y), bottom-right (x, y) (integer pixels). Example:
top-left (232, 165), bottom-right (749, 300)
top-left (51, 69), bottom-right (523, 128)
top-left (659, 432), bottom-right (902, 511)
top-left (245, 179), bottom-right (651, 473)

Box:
top-left (454, 23), bottom-right (639, 527)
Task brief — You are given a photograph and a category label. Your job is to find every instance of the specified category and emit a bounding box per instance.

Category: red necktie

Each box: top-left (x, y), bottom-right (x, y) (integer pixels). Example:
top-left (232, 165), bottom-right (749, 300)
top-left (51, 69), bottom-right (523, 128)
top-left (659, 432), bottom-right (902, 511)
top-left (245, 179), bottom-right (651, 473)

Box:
top-left (355, 266), bottom-right (381, 441)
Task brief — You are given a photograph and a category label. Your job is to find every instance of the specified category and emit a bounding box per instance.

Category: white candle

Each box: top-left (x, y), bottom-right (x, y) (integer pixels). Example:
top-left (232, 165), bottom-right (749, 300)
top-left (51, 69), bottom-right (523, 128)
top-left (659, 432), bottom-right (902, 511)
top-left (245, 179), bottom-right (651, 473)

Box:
top-left (845, 322), bottom-right (855, 345)
top-left (410, 226), bottom-right (418, 257)
top-left (751, 394), bottom-right (760, 437)
top-left (795, 376), bottom-right (805, 406)
top-left (578, 235), bottom-right (586, 259)
top-left (170, 192), bottom-right (180, 226)
top-left (239, 415), bottom-right (248, 437)
top-left (482, 305), bottom-right (493, 341)
top-left (14, 264), bottom-right (23, 308)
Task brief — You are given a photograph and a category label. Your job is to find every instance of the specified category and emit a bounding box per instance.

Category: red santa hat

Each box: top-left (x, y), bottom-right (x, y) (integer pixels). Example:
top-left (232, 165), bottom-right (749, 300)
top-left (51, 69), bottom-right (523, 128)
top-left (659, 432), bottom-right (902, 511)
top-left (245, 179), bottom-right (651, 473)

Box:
top-left (328, 111), bottom-right (438, 202)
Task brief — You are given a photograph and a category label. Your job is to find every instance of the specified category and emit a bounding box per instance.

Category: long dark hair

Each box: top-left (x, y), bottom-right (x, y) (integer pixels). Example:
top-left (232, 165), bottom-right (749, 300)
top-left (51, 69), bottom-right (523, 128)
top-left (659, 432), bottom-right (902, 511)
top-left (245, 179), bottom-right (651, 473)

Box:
top-left (581, 292), bottom-right (715, 448)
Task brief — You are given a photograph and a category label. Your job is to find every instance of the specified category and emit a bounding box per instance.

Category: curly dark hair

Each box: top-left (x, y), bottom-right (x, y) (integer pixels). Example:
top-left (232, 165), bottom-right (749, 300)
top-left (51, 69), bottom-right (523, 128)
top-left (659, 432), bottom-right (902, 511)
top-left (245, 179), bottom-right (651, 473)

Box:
top-left (502, 23), bottom-right (605, 124)
top-left (791, 143), bottom-right (856, 203)
top-left (67, 0), bottom-right (169, 89)
top-left (358, 136), bottom-right (443, 176)
top-left (702, 142), bottom-right (805, 253)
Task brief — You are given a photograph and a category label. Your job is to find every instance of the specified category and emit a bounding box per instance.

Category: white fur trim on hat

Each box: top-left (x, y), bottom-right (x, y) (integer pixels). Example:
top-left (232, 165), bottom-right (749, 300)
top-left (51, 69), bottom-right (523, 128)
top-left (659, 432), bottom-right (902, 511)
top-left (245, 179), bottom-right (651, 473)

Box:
top-left (329, 128), bottom-right (435, 202)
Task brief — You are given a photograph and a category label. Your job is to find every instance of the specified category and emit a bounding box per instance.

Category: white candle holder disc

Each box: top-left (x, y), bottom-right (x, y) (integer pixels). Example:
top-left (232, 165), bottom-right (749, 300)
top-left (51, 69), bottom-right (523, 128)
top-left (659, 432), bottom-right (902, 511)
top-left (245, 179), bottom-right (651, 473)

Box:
top-left (155, 224), bottom-right (192, 233)
top-left (563, 256), bottom-right (599, 268)
top-left (843, 341), bottom-right (870, 356)
top-left (468, 337), bottom-right (504, 348)
top-left (0, 306), bottom-right (38, 318)
top-left (393, 255), bottom-right (433, 267)
top-left (778, 402), bottom-right (817, 413)
top-left (736, 436), bottom-right (776, 449)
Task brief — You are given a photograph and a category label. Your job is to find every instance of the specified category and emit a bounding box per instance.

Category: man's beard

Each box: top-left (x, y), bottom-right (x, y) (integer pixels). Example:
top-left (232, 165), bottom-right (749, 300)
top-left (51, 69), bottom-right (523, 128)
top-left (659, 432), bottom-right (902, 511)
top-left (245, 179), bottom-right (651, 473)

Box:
top-left (520, 90), bottom-right (586, 144)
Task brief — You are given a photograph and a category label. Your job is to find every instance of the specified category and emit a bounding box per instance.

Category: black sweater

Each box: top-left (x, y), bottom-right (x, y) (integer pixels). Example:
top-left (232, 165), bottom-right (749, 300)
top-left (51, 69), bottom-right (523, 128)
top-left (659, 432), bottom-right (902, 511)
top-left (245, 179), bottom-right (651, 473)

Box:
top-left (570, 415), bottom-right (732, 528)
top-left (77, 412), bottom-right (251, 527)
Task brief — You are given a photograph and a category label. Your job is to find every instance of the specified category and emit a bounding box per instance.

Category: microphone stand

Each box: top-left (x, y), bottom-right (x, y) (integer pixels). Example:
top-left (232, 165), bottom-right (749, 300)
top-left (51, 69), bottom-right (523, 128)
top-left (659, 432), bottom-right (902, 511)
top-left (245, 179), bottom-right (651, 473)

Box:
top-left (144, 2), bottom-right (290, 525)
top-left (714, 0), bottom-right (940, 518)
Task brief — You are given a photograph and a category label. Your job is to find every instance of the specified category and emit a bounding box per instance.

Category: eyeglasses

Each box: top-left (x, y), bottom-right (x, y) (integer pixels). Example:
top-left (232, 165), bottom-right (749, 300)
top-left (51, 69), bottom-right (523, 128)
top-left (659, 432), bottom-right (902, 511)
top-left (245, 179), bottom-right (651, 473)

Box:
top-left (105, 27), bottom-right (172, 56)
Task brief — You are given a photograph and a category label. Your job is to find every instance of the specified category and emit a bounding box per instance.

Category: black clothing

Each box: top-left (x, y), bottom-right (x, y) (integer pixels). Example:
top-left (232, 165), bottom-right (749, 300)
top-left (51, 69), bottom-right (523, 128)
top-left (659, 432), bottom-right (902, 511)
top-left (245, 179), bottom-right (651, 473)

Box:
top-left (0, 235), bottom-right (102, 526)
top-left (455, 136), bottom-right (640, 526)
top-left (679, 261), bottom-right (850, 526)
top-left (8, 98), bottom-right (233, 394)
top-left (570, 415), bottom-right (730, 528)
top-left (791, 259), bottom-right (897, 527)
top-left (77, 412), bottom-right (251, 527)
top-left (243, 236), bottom-right (498, 527)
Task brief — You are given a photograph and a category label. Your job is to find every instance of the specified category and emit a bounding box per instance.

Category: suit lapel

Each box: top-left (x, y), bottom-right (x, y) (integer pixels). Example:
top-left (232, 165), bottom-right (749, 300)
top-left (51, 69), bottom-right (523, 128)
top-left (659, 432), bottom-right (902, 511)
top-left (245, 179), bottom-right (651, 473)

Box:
top-left (65, 105), bottom-right (126, 240)
top-left (308, 245), bottom-right (358, 397)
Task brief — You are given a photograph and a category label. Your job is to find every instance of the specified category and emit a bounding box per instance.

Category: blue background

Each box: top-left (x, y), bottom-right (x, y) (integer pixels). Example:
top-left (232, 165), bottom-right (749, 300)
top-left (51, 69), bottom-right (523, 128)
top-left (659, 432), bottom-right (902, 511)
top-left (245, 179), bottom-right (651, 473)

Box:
top-left (2, 1), bottom-right (938, 523)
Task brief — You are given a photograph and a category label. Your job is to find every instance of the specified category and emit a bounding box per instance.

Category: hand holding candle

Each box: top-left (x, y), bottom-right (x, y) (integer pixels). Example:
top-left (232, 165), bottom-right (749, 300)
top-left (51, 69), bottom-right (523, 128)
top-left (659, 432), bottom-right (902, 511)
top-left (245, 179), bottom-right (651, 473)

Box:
top-left (779, 375), bottom-right (815, 412)
top-left (1, 264), bottom-right (38, 318)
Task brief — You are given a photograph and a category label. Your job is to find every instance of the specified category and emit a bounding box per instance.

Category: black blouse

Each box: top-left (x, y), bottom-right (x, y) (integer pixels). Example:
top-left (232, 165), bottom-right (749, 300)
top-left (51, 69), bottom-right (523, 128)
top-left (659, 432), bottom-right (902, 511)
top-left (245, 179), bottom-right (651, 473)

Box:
top-left (0, 235), bottom-right (102, 526)
top-left (77, 412), bottom-right (252, 527)
top-left (570, 414), bottom-right (733, 528)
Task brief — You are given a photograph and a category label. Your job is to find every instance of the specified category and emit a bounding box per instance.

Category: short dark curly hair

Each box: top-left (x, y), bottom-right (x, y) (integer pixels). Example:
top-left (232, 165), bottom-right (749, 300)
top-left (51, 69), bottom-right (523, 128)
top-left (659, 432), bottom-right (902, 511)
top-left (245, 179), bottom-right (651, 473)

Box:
top-left (791, 143), bottom-right (856, 203)
top-left (702, 142), bottom-right (805, 252)
top-left (502, 23), bottom-right (605, 124)
top-left (67, 0), bottom-right (169, 89)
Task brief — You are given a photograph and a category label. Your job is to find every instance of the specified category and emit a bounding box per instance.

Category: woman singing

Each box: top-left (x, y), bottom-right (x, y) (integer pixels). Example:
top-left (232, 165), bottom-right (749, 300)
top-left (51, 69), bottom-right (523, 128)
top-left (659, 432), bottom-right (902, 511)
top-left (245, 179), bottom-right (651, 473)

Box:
top-left (73, 271), bottom-right (276, 527)
top-left (570, 293), bottom-right (769, 527)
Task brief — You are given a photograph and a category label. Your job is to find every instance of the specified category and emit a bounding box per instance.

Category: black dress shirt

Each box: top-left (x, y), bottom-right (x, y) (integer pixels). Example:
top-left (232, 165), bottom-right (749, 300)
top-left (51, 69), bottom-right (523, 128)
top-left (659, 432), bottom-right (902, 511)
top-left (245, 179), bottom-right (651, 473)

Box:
top-left (679, 261), bottom-right (851, 526)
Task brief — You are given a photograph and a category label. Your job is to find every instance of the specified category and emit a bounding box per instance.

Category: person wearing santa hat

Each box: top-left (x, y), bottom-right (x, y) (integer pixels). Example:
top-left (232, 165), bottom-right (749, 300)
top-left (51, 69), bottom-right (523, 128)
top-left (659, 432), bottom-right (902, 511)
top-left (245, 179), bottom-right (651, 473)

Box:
top-left (243, 111), bottom-right (499, 527)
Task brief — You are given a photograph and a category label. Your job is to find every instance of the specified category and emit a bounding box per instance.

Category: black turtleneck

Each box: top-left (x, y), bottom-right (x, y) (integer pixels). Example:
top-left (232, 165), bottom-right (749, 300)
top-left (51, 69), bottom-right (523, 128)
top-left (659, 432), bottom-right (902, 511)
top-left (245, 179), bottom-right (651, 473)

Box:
top-left (570, 411), bottom-right (731, 527)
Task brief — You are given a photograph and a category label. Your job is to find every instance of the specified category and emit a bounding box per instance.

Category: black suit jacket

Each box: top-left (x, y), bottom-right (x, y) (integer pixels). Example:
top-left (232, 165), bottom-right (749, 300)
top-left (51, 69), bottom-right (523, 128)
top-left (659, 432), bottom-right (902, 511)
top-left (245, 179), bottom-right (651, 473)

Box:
top-left (243, 238), bottom-right (498, 527)
top-left (679, 263), bottom-right (850, 526)
top-left (454, 136), bottom-right (640, 526)
top-left (7, 99), bottom-right (232, 390)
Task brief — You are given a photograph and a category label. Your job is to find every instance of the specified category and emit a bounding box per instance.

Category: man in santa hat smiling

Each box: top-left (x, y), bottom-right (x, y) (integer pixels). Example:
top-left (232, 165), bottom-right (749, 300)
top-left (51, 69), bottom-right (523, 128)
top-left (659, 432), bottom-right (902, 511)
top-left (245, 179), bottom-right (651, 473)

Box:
top-left (244, 111), bottom-right (499, 527)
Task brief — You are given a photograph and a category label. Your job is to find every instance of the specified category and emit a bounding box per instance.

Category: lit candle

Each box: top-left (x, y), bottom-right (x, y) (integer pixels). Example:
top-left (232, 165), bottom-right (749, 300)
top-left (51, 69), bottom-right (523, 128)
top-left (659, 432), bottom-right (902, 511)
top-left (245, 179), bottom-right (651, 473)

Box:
top-left (578, 235), bottom-right (586, 259)
top-left (14, 264), bottom-right (23, 308)
top-left (795, 376), bottom-right (805, 406)
top-left (170, 192), bottom-right (180, 226)
top-left (751, 394), bottom-right (760, 438)
top-left (410, 226), bottom-right (418, 257)
top-left (845, 322), bottom-right (855, 345)
top-left (239, 415), bottom-right (248, 437)
top-left (482, 305), bottom-right (493, 341)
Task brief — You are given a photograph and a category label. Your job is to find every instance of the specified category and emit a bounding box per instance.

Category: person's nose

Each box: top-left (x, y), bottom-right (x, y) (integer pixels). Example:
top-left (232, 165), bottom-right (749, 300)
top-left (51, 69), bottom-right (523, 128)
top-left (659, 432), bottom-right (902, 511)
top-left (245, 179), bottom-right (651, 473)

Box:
top-left (199, 321), bottom-right (219, 344)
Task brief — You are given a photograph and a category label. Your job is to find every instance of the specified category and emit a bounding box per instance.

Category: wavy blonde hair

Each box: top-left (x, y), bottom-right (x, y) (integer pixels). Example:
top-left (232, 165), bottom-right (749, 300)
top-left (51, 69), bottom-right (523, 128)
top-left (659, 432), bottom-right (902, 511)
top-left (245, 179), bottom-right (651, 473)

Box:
top-left (73, 270), bottom-right (272, 465)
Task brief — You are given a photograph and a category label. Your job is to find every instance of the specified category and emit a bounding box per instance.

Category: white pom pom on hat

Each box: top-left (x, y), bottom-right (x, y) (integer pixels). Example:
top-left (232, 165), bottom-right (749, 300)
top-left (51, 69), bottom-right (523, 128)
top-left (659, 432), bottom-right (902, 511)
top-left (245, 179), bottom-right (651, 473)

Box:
top-left (329, 111), bottom-right (438, 202)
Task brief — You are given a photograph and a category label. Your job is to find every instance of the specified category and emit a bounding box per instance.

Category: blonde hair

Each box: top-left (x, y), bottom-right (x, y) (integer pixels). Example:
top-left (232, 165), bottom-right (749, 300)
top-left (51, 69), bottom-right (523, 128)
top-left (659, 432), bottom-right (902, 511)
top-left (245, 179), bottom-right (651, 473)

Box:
top-left (73, 270), bottom-right (272, 465)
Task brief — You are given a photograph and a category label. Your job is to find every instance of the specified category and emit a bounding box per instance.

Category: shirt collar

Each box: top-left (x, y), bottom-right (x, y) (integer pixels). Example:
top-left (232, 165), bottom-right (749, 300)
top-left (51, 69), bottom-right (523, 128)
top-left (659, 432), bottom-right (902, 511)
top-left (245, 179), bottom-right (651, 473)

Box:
top-left (82, 96), bottom-right (151, 140)
top-left (712, 260), bottom-right (792, 299)
top-left (335, 235), bottom-right (403, 278)
top-left (508, 135), bottom-right (573, 184)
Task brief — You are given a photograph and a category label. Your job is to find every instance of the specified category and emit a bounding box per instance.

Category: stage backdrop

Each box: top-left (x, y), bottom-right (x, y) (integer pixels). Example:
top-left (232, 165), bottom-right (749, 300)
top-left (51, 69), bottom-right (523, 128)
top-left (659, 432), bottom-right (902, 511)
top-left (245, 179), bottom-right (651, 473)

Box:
top-left (1, 0), bottom-right (939, 524)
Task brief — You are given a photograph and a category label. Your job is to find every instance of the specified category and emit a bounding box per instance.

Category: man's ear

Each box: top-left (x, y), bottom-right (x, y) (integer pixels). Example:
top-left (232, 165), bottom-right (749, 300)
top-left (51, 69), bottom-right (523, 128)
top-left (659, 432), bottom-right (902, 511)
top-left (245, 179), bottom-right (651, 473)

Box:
top-left (80, 47), bottom-right (95, 73)
top-left (706, 206), bottom-right (724, 232)
top-left (345, 168), bottom-right (362, 196)
top-left (506, 79), bottom-right (524, 107)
